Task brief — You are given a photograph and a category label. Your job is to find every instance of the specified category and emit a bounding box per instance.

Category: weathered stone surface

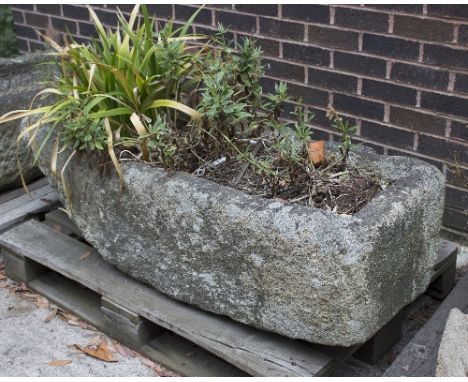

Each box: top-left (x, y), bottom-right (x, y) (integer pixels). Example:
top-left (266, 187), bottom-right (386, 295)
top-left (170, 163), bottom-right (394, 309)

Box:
top-left (34, 126), bottom-right (445, 346)
top-left (0, 53), bottom-right (51, 192)
top-left (436, 308), bottom-right (468, 377)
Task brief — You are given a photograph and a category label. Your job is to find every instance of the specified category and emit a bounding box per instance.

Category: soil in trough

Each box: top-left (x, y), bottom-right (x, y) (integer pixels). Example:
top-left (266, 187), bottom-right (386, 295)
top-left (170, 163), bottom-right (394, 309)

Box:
top-left (115, 148), bottom-right (386, 216)
top-left (202, 157), bottom-right (384, 215)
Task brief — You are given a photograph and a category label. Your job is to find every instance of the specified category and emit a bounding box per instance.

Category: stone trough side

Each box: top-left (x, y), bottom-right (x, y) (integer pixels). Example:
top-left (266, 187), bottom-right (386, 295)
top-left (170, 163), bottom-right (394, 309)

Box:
top-left (0, 53), bottom-right (52, 192)
top-left (35, 125), bottom-right (445, 347)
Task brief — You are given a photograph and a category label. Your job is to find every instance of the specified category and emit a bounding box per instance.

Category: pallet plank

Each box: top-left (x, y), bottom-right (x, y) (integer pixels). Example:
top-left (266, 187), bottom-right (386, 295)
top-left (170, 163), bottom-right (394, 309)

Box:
top-left (0, 177), bottom-right (49, 205)
top-left (384, 271), bottom-right (468, 377)
top-left (0, 219), bottom-right (336, 377)
top-left (432, 240), bottom-right (458, 280)
top-left (0, 185), bottom-right (59, 232)
top-left (0, 183), bottom-right (54, 215)
top-left (427, 240), bottom-right (458, 300)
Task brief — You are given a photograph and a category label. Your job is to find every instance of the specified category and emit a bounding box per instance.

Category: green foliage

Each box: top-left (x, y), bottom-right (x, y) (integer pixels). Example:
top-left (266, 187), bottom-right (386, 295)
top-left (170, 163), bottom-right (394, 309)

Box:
top-left (55, 5), bottom-right (204, 161)
top-left (0, 5), bottom-right (205, 187)
top-left (196, 36), bottom-right (317, 184)
top-left (0, 5), bottom-right (354, 199)
top-left (264, 81), bottom-right (289, 116)
top-left (63, 113), bottom-right (107, 151)
top-left (291, 103), bottom-right (315, 151)
top-left (198, 71), bottom-right (250, 127)
top-left (327, 108), bottom-right (357, 164)
top-left (197, 35), bottom-right (265, 133)
top-left (0, 5), bottom-right (18, 58)
top-left (146, 114), bottom-right (177, 166)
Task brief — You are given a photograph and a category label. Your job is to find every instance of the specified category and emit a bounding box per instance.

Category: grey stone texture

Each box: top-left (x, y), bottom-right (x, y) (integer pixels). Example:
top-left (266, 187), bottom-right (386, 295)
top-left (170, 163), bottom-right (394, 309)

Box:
top-left (35, 126), bottom-right (445, 346)
top-left (436, 308), bottom-right (468, 377)
top-left (0, 53), bottom-right (52, 192)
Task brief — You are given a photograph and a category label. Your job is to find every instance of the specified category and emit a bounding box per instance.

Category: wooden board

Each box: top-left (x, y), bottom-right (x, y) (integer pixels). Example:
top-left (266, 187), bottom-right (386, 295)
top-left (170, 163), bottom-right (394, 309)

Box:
top-left (0, 219), bottom-right (341, 377)
top-left (432, 240), bottom-right (458, 281)
top-left (384, 271), bottom-right (468, 376)
top-left (0, 181), bottom-right (59, 232)
top-left (0, 177), bottom-right (48, 205)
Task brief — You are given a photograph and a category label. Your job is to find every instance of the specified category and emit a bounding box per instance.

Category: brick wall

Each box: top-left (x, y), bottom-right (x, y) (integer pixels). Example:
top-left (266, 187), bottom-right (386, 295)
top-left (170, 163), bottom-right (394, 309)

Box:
top-left (10, 4), bottom-right (468, 241)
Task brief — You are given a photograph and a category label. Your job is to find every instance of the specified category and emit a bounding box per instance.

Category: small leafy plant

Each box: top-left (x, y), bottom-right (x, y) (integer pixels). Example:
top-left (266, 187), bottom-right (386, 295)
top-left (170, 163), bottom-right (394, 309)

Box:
top-left (327, 107), bottom-right (357, 164)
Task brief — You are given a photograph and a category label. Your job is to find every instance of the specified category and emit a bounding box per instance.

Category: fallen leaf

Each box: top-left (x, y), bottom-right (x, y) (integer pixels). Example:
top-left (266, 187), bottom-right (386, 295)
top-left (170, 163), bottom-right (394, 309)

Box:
top-left (140, 358), bottom-right (156, 368)
top-left (0, 274), bottom-right (6, 280)
top-left (308, 140), bottom-right (325, 166)
top-left (139, 356), bottom-right (178, 376)
top-left (78, 321), bottom-right (96, 331)
top-left (44, 308), bottom-right (58, 323)
top-left (33, 296), bottom-right (50, 309)
top-left (57, 309), bottom-right (96, 330)
top-left (87, 335), bottom-right (101, 346)
top-left (57, 309), bottom-right (80, 322)
top-left (22, 292), bottom-right (39, 299)
top-left (80, 251), bottom-right (91, 260)
top-left (158, 368), bottom-right (179, 377)
top-left (47, 359), bottom-right (72, 367)
top-left (14, 283), bottom-right (30, 293)
top-left (101, 338), bottom-right (115, 354)
top-left (113, 342), bottom-right (134, 358)
top-left (73, 338), bottom-right (118, 362)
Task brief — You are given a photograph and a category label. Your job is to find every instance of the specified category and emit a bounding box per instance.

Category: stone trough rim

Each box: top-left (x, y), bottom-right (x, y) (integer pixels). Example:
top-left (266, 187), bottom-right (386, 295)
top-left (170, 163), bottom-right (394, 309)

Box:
top-left (112, 143), bottom-right (437, 224)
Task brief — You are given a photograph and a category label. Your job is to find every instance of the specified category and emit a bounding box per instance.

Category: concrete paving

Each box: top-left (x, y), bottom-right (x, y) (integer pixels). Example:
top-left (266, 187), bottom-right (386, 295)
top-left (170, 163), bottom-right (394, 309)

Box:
top-left (0, 257), bottom-right (172, 377)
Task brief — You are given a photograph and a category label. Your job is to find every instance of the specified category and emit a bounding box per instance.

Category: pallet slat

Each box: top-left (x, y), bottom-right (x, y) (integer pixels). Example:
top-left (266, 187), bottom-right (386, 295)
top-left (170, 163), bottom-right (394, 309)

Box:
top-left (0, 183), bottom-right (59, 232)
top-left (434, 240), bottom-right (458, 273)
top-left (0, 177), bottom-right (49, 205)
top-left (0, 219), bottom-right (337, 377)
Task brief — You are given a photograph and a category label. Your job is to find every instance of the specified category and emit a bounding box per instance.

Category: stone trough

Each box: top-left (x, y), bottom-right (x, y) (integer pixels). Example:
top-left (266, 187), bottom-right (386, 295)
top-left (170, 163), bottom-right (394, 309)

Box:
top-left (33, 132), bottom-right (445, 347)
top-left (0, 53), bottom-right (51, 192)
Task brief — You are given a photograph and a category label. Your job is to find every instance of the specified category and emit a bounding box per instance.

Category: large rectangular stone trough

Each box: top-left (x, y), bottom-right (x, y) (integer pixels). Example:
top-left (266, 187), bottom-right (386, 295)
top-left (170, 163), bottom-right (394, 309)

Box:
top-left (37, 141), bottom-right (444, 347)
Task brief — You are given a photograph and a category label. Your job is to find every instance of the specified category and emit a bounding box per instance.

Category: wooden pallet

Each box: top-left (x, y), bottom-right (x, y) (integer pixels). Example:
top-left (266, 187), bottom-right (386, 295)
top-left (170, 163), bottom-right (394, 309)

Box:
top-left (0, 204), bottom-right (459, 376)
top-left (0, 177), bottom-right (59, 232)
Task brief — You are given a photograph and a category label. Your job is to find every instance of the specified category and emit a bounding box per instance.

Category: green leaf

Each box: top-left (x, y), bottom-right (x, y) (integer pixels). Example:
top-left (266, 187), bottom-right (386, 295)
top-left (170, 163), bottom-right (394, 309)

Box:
top-left (89, 107), bottom-right (133, 119)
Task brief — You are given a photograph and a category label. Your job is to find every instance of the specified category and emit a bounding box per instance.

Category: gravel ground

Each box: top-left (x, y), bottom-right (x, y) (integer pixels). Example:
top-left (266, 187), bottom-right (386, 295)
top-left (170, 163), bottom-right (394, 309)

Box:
top-left (0, 256), bottom-right (175, 377)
